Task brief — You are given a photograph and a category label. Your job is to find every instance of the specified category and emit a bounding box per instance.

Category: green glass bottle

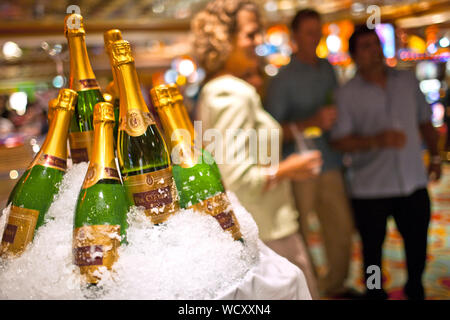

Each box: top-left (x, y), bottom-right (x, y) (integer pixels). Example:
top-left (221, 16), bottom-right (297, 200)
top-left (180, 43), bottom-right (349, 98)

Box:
top-left (1, 89), bottom-right (77, 258)
top-left (104, 29), bottom-right (123, 146)
top-left (73, 102), bottom-right (129, 285)
top-left (65, 13), bottom-right (104, 163)
top-left (112, 40), bottom-right (179, 224)
top-left (151, 85), bottom-right (242, 241)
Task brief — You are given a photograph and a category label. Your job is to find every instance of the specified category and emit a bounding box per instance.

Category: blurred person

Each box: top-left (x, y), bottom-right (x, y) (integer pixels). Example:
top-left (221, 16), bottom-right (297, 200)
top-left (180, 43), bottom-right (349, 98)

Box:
top-left (192, 0), bottom-right (322, 299)
top-left (331, 25), bottom-right (441, 300)
top-left (265, 9), bottom-right (354, 298)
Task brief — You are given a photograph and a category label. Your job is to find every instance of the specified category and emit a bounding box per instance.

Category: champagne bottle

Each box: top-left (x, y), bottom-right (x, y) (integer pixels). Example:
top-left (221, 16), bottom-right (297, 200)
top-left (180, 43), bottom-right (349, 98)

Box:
top-left (151, 85), bottom-right (242, 241)
top-left (104, 29), bottom-right (123, 145)
top-left (65, 13), bottom-right (104, 163)
top-left (1, 89), bottom-right (77, 257)
top-left (112, 40), bottom-right (178, 224)
top-left (73, 102), bottom-right (129, 285)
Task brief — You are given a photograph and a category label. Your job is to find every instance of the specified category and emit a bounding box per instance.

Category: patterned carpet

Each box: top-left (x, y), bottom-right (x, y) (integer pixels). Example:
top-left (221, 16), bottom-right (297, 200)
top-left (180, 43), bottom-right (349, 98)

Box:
top-left (307, 164), bottom-right (450, 300)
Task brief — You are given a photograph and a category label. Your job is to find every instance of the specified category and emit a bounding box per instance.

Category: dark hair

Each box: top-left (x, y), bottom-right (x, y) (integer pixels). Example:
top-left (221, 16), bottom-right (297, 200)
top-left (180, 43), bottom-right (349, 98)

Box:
top-left (348, 24), bottom-right (379, 57)
top-left (291, 9), bottom-right (320, 33)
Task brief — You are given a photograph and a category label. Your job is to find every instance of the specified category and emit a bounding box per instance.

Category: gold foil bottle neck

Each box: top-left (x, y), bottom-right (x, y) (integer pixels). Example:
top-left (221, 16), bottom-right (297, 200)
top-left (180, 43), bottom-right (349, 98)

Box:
top-left (104, 29), bottom-right (123, 50)
top-left (94, 102), bottom-right (115, 123)
top-left (111, 40), bottom-right (133, 66)
top-left (168, 83), bottom-right (183, 103)
top-left (56, 88), bottom-right (77, 112)
top-left (150, 84), bottom-right (172, 109)
top-left (48, 98), bottom-right (58, 110)
top-left (64, 14), bottom-right (85, 37)
top-left (47, 98), bottom-right (58, 121)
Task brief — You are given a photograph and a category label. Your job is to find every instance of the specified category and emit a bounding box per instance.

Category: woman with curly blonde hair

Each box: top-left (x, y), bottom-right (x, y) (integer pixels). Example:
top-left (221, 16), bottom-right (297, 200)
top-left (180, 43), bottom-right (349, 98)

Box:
top-left (192, 0), bottom-right (321, 299)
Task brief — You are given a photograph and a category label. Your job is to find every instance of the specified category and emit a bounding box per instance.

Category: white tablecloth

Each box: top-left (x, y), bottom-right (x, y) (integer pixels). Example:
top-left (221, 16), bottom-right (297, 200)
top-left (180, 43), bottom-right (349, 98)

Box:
top-left (218, 240), bottom-right (312, 300)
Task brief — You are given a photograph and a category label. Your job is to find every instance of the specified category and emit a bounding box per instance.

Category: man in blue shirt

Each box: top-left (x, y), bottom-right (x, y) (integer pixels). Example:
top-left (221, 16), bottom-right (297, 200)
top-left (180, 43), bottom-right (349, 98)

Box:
top-left (331, 25), bottom-right (441, 299)
top-left (265, 9), bottom-right (354, 298)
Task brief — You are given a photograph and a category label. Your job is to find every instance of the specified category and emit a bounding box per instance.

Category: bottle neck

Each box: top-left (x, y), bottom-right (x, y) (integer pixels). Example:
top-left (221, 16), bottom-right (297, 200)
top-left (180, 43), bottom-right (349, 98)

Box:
top-left (40, 108), bottom-right (71, 160)
top-left (156, 105), bottom-right (197, 167)
top-left (67, 35), bottom-right (99, 92)
top-left (116, 62), bottom-right (149, 116)
top-left (82, 121), bottom-right (120, 189)
top-left (106, 49), bottom-right (120, 98)
top-left (91, 121), bottom-right (116, 169)
top-left (173, 100), bottom-right (195, 144)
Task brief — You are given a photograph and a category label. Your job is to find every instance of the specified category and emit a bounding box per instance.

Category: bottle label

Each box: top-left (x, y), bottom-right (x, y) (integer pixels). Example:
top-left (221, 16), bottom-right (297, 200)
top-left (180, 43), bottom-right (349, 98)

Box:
top-left (123, 167), bottom-right (179, 224)
top-left (73, 225), bottom-right (121, 284)
top-left (119, 109), bottom-right (155, 137)
top-left (69, 130), bottom-right (94, 163)
top-left (190, 192), bottom-right (242, 241)
top-left (77, 78), bottom-right (100, 91)
top-left (0, 205), bottom-right (40, 257)
top-left (28, 153), bottom-right (67, 172)
top-left (82, 164), bottom-right (121, 189)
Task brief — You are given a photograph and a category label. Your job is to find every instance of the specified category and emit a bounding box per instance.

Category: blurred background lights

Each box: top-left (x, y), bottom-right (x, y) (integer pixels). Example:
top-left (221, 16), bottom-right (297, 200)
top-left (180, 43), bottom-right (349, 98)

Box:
top-left (420, 79), bottom-right (441, 93)
top-left (416, 61), bottom-right (438, 80)
top-left (52, 75), bottom-right (65, 88)
top-left (431, 102), bottom-right (445, 127)
top-left (152, 1), bottom-right (165, 14)
top-left (9, 170), bottom-right (19, 180)
top-left (178, 58), bottom-right (195, 77)
top-left (164, 69), bottom-right (178, 84)
top-left (427, 91), bottom-right (441, 103)
top-left (439, 37), bottom-right (449, 48)
top-left (32, 144), bottom-right (40, 153)
top-left (185, 84), bottom-right (200, 98)
top-left (264, 64), bottom-right (278, 77)
top-left (176, 75), bottom-right (187, 86)
top-left (187, 67), bottom-right (205, 83)
top-left (2, 41), bottom-right (22, 59)
top-left (9, 92), bottom-right (28, 116)
top-left (268, 32), bottom-right (285, 47)
top-left (351, 2), bottom-right (365, 14)
top-left (264, 1), bottom-right (277, 12)
top-left (427, 43), bottom-right (438, 54)
top-left (326, 35), bottom-right (341, 53)
top-left (376, 24), bottom-right (396, 58)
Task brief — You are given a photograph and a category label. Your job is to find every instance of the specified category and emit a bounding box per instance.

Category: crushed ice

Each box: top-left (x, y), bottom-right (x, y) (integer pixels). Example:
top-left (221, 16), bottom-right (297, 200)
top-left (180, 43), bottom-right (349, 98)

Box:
top-left (0, 163), bottom-right (259, 299)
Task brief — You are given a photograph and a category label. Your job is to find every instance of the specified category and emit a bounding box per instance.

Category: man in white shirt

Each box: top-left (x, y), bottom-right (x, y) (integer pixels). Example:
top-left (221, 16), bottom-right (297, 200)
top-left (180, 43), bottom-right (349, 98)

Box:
top-left (331, 25), bottom-right (441, 300)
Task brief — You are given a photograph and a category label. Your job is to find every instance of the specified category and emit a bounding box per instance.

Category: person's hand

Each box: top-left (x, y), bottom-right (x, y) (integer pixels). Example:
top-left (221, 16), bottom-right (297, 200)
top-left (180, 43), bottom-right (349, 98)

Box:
top-left (314, 105), bottom-right (337, 131)
top-left (428, 159), bottom-right (442, 182)
top-left (264, 151), bottom-right (322, 191)
top-left (374, 130), bottom-right (407, 149)
top-left (283, 151), bottom-right (323, 181)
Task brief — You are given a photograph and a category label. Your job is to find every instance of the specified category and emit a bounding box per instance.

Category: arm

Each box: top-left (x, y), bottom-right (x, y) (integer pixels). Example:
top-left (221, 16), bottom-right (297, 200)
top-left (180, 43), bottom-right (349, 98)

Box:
top-left (331, 134), bottom-right (379, 152)
top-left (281, 108), bottom-right (337, 142)
top-left (420, 121), bottom-right (439, 156)
top-left (420, 121), bottom-right (441, 181)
